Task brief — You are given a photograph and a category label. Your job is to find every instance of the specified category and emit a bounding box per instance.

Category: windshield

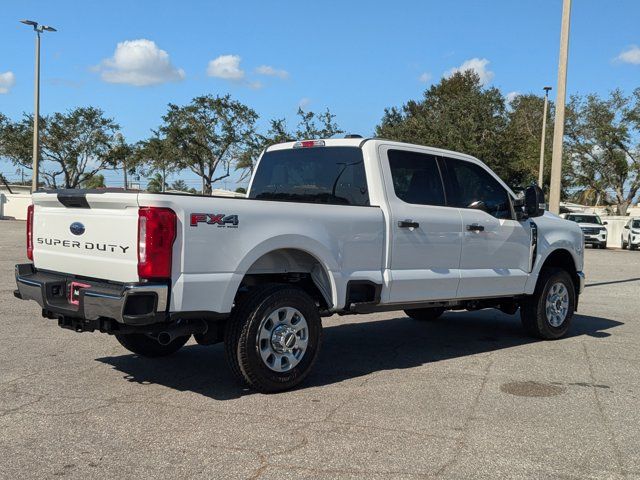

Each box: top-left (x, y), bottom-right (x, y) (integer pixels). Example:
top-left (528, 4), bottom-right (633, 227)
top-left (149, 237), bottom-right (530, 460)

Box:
top-left (249, 147), bottom-right (369, 206)
top-left (632, 220), bottom-right (640, 229)
top-left (567, 214), bottom-right (602, 225)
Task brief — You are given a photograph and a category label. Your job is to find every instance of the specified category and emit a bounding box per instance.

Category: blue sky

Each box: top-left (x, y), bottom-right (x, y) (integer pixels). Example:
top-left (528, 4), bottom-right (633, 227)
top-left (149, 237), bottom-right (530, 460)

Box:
top-left (1, 0), bottom-right (639, 189)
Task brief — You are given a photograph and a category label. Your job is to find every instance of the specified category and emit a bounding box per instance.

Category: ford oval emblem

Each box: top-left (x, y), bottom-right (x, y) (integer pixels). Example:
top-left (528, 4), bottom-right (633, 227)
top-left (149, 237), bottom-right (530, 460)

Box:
top-left (70, 222), bottom-right (85, 236)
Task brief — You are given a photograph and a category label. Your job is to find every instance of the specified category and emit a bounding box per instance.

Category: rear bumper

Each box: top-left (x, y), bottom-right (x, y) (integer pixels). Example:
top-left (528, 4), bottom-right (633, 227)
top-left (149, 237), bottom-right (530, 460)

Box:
top-left (14, 263), bottom-right (168, 326)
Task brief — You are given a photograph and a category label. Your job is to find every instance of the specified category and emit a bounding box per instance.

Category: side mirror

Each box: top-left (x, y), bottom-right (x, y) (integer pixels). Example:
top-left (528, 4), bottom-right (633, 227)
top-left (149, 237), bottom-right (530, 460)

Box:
top-left (603, 221), bottom-right (608, 225)
top-left (524, 185), bottom-right (545, 218)
top-left (624, 225), bottom-right (630, 229)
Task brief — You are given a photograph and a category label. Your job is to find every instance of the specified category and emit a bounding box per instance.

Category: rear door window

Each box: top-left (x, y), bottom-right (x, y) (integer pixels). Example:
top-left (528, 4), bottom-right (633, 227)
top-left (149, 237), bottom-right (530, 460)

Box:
top-left (249, 147), bottom-right (369, 206)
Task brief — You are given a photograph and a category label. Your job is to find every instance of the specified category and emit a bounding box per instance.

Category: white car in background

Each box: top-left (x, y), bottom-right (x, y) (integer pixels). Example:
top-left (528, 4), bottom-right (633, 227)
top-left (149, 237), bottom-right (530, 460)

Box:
top-left (621, 218), bottom-right (640, 250)
top-left (563, 213), bottom-right (608, 249)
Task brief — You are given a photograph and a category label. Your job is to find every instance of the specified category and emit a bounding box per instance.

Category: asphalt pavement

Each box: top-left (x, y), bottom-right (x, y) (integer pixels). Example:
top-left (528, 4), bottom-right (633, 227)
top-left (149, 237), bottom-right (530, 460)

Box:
top-left (1, 219), bottom-right (639, 479)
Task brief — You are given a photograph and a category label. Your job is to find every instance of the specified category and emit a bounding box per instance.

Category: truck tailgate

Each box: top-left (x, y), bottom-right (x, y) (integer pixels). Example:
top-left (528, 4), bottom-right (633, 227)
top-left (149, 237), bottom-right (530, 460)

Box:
top-left (32, 191), bottom-right (140, 283)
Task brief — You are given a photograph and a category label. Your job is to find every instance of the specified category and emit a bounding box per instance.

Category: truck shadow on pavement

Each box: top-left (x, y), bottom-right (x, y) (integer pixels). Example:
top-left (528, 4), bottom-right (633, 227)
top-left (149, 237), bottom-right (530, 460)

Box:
top-left (96, 310), bottom-right (622, 400)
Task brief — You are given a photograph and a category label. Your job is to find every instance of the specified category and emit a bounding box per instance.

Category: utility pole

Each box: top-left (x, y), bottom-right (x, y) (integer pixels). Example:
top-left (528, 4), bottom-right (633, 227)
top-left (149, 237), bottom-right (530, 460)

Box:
top-left (548, 0), bottom-right (571, 214)
top-left (538, 86), bottom-right (552, 188)
top-left (20, 20), bottom-right (57, 193)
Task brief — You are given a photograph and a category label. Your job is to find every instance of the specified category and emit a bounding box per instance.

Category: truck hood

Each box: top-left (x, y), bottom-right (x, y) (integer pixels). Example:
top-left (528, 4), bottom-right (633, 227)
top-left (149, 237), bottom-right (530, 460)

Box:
top-left (577, 222), bottom-right (605, 229)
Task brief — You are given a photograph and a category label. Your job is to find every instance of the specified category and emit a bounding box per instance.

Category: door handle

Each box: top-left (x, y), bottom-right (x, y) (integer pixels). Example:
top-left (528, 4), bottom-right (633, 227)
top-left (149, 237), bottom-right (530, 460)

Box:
top-left (398, 220), bottom-right (419, 228)
top-left (466, 223), bottom-right (485, 232)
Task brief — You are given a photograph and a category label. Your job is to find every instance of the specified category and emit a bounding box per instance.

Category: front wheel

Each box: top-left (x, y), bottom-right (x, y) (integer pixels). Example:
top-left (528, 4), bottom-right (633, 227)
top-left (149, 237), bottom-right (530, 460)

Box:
top-left (520, 268), bottom-right (575, 339)
top-left (622, 237), bottom-right (628, 249)
top-left (115, 333), bottom-right (190, 357)
top-left (225, 285), bottom-right (322, 393)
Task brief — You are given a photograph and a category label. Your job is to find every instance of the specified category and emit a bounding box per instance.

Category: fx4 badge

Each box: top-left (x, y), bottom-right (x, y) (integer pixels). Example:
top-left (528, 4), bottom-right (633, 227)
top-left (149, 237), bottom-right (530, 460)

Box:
top-left (190, 213), bottom-right (239, 228)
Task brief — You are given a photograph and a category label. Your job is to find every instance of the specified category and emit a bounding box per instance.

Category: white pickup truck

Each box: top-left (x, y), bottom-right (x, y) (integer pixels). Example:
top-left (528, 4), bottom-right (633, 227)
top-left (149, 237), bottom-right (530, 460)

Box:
top-left (15, 137), bottom-right (585, 392)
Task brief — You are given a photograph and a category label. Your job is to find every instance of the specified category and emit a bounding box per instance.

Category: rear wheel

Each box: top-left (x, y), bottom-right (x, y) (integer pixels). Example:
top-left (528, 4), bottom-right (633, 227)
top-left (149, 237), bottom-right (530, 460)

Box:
top-left (115, 333), bottom-right (190, 357)
top-left (520, 267), bottom-right (575, 339)
top-left (224, 284), bottom-right (322, 393)
top-left (404, 307), bottom-right (445, 321)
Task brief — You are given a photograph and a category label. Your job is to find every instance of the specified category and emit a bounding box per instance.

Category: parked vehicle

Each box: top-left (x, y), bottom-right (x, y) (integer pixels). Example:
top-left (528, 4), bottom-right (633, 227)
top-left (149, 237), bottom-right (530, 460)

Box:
top-left (562, 213), bottom-right (608, 249)
top-left (14, 138), bottom-right (585, 392)
top-left (621, 218), bottom-right (640, 250)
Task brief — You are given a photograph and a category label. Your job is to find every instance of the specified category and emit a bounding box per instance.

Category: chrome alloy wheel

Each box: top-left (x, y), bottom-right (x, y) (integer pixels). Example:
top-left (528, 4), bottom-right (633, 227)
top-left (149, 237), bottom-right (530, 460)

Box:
top-left (545, 282), bottom-right (570, 327)
top-left (256, 307), bottom-right (309, 372)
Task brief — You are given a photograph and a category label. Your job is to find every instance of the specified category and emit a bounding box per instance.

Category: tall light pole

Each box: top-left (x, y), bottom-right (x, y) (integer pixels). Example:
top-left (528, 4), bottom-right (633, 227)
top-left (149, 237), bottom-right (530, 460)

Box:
top-left (538, 86), bottom-right (552, 188)
top-left (548, 0), bottom-right (571, 214)
top-left (20, 20), bottom-right (57, 193)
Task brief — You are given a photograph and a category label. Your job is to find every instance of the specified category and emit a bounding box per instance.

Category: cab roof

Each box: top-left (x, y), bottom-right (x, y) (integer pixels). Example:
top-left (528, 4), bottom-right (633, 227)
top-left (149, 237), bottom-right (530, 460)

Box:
top-left (265, 137), bottom-right (483, 163)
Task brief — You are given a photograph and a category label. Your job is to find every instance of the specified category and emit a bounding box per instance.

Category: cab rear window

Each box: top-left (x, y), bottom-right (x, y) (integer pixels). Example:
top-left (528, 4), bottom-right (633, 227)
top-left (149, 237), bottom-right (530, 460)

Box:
top-left (249, 147), bottom-right (370, 206)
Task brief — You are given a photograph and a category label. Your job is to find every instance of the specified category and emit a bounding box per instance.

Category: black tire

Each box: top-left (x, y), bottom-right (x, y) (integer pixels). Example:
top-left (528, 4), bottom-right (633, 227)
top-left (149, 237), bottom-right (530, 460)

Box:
top-left (621, 238), bottom-right (628, 249)
top-left (520, 267), bottom-right (575, 340)
top-left (115, 333), bottom-right (190, 357)
top-left (600, 243), bottom-right (607, 249)
top-left (404, 307), bottom-right (445, 321)
top-left (631, 244), bottom-right (638, 251)
top-left (224, 284), bottom-right (322, 393)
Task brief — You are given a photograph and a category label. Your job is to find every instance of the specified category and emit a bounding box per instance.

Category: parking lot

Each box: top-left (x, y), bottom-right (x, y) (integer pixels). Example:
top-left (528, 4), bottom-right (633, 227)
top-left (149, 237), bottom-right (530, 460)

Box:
top-left (1, 219), bottom-right (639, 479)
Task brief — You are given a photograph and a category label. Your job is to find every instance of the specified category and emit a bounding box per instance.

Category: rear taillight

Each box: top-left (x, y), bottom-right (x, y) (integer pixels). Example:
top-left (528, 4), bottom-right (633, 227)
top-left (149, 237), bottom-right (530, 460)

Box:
top-left (26, 204), bottom-right (34, 261)
top-left (137, 207), bottom-right (177, 280)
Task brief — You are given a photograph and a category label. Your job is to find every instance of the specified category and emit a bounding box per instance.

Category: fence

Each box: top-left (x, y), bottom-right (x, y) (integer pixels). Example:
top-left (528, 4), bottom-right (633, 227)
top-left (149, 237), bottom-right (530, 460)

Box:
top-left (0, 193), bottom-right (31, 220)
top-left (601, 216), bottom-right (630, 249)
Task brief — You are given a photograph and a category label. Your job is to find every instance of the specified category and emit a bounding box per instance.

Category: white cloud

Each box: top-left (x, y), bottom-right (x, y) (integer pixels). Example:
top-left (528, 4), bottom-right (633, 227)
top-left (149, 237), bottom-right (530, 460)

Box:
top-left (247, 80), bottom-right (263, 90)
top-left (445, 57), bottom-right (494, 85)
top-left (207, 54), bottom-right (245, 80)
top-left (256, 65), bottom-right (289, 79)
top-left (0, 71), bottom-right (16, 94)
top-left (298, 97), bottom-right (311, 109)
top-left (616, 45), bottom-right (640, 65)
top-left (418, 72), bottom-right (432, 83)
top-left (96, 39), bottom-right (185, 86)
top-left (506, 91), bottom-right (520, 104)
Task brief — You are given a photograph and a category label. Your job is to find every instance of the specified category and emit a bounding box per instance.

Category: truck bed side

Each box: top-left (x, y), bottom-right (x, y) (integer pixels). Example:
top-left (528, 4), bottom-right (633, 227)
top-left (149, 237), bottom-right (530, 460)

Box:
top-left (138, 193), bottom-right (386, 314)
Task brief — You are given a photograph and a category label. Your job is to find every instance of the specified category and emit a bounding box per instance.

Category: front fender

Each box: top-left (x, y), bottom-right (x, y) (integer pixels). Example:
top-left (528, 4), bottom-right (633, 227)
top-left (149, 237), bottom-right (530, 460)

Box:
top-left (524, 213), bottom-right (584, 295)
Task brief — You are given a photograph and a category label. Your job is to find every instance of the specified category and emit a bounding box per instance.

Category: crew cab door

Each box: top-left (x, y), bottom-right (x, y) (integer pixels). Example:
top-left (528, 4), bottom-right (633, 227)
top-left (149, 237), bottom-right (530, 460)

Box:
top-left (379, 146), bottom-right (463, 303)
top-left (440, 156), bottom-right (531, 298)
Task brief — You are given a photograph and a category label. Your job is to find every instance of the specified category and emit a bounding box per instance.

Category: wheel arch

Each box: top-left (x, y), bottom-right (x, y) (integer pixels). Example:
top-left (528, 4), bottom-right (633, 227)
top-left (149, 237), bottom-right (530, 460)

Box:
top-left (220, 235), bottom-right (339, 312)
top-left (529, 247), bottom-right (581, 298)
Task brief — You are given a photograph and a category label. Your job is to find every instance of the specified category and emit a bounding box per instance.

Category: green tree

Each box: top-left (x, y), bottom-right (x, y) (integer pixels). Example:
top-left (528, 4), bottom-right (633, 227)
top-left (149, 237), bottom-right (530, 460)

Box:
top-left (159, 94), bottom-right (258, 195)
top-left (376, 71), bottom-right (513, 182)
top-left (294, 107), bottom-right (343, 140)
top-left (134, 135), bottom-right (178, 193)
top-left (502, 94), bottom-right (555, 187)
top-left (0, 107), bottom-right (121, 189)
top-left (565, 89), bottom-right (640, 215)
top-left (146, 172), bottom-right (167, 193)
top-left (236, 108), bottom-right (343, 180)
top-left (169, 179), bottom-right (196, 193)
top-left (81, 174), bottom-right (106, 189)
top-left (106, 134), bottom-right (140, 189)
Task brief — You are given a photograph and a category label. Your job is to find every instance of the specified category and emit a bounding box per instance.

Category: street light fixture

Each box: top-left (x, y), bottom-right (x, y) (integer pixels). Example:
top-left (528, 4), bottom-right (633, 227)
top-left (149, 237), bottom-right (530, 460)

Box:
top-left (20, 19), bottom-right (57, 193)
top-left (538, 86), bottom-right (552, 188)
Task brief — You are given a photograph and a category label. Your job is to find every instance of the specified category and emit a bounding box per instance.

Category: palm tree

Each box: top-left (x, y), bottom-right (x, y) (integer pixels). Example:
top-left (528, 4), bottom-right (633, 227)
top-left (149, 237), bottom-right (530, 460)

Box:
top-left (146, 173), bottom-right (167, 193)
